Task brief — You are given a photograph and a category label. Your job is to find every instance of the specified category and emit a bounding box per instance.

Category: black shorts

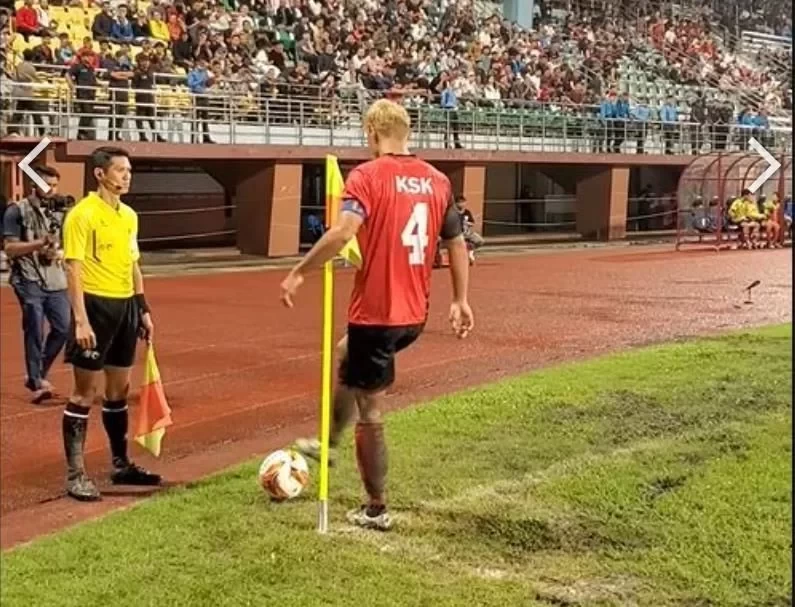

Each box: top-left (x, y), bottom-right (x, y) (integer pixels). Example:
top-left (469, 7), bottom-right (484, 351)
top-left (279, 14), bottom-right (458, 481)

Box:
top-left (65, 294), bottom-right (140, 371)
top-left (339, 323), bottom-right (424, 392)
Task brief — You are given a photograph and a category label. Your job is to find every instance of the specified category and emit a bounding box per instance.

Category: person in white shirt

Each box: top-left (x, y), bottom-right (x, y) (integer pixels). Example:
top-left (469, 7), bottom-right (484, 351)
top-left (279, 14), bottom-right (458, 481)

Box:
top-left (209, 9), bottom-right (230, 33)
top-left (36, 0), bottom-right (51, 30)
top-left (483, 76), bottom-right (501, 104)
top-left (351, 47), bottom-right (366, 71)
top-left (237, 5), bottom-right (255, 30)
top-left (411, 18), bottom-right (426, 41)
top-left (478, 29), bottom-right (491, 47)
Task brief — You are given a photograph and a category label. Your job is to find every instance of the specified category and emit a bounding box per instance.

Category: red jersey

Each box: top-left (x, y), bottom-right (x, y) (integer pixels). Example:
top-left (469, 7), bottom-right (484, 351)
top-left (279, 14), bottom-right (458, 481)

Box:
top-left (342, 155), bottom-right (453, 327)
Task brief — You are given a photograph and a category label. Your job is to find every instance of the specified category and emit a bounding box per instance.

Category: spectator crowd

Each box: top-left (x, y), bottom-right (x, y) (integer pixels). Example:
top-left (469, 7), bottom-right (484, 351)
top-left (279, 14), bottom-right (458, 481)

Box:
top-left (0, 0), bottom-right (791, 146)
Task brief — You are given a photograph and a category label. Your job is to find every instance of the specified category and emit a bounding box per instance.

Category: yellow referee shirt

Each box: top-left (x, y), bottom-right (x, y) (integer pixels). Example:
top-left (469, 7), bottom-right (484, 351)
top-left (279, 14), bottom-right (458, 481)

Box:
top-left (63, 192), bottom-right (140, 298)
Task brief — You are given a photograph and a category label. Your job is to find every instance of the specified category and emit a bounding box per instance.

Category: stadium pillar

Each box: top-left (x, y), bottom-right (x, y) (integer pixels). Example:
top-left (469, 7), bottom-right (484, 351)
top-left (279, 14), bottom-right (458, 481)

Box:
top-left (0, 155), bottom-right (23, 201)
top-left (503, 0), bottom-right (533, 29)
top-left (446, 164), bottom-right (485, 234)
top-left (235, 162), bottom-right (302, 257)
top-left (575, 167), bottom-right (629, 241)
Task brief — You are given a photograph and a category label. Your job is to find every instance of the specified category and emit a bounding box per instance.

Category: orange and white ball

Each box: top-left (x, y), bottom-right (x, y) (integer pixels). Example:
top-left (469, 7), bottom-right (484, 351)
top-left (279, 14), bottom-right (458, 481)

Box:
top-left (258, 449), bottom-right (310, 500)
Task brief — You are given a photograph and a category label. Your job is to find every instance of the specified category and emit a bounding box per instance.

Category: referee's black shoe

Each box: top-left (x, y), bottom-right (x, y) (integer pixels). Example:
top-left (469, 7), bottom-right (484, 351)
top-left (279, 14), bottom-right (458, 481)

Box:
top-left (111, 460), bottom-right (162, 486)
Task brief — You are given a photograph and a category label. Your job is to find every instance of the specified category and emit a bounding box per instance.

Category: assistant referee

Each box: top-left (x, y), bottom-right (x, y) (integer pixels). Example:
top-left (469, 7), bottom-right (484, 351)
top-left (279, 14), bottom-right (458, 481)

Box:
top-left (61, 146), bottom-right (161, 501)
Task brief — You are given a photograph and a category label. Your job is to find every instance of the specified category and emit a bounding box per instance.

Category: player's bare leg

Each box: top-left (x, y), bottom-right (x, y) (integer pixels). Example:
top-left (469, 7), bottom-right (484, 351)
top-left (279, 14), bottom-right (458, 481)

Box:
top-left (295, 335), bottom-right (356, 466)
top-left (766, 221), bottom-right (780, 247)
top-left (63, 368), bottom-right (102, 501)
top-left (104, 366), bottom-right (161, 486)
top-left (347, 389), bottom-right (393, 531)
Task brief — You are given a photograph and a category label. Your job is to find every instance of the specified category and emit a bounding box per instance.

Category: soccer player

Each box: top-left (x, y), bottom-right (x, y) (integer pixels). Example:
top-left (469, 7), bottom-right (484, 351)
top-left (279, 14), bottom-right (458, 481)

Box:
top-left (728, 189), bottom-right (762, 249)
top-left (280, 99), bottom-right (474, 531)
top-left (61, 146), bottom-right (161, 501)
top-left (759, 194), bottom-right (782, 248)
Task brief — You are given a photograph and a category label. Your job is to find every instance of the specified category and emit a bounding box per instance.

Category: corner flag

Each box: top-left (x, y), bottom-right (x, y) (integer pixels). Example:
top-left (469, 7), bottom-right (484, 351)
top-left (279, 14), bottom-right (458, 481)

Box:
top-left (325, 155), bottom-right (362, 269)
top-left (317, 154), bottom-right (363, 533)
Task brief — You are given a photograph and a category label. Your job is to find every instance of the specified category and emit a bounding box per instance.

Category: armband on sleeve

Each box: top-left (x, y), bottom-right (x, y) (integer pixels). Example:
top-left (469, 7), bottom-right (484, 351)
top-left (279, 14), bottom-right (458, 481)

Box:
top-left (341, 198), bottom-right (367, 220)
top-left (439, 203), bottom-right (464, 241)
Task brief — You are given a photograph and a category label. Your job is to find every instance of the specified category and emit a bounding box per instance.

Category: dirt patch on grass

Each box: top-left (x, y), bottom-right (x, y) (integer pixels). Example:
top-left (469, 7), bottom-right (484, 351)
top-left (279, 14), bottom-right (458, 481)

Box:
top-left (533, 575), bottom-right (642, 606)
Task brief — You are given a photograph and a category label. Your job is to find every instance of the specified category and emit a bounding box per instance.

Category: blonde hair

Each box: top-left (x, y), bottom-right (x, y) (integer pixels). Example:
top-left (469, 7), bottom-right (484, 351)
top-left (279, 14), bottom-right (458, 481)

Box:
top-left (363, 99), bottom-right (411, 140)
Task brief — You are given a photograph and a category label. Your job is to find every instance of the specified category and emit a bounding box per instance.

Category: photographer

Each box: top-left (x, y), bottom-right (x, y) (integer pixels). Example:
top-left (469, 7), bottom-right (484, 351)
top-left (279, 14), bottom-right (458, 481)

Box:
top-left (2, 166), bottom-right (72, 404)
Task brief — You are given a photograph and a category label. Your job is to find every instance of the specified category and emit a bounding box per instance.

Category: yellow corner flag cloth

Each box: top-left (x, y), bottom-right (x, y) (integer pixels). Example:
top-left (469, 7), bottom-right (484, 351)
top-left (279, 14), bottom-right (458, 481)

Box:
top-left (135, 345), bottom-right (173, 457)
top-left (325, 154), bottom-right (362, 269)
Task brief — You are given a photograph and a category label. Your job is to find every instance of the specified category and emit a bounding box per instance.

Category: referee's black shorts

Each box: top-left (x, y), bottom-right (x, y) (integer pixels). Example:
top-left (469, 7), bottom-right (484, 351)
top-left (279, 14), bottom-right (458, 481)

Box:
top-left (65, 294), bottom-right (139, 371)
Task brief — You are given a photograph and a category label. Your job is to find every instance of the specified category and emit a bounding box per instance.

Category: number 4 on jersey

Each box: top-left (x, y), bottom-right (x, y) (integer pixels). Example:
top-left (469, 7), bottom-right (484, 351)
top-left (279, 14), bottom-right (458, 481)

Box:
top-left (401, 203), bottom-right (429, 265)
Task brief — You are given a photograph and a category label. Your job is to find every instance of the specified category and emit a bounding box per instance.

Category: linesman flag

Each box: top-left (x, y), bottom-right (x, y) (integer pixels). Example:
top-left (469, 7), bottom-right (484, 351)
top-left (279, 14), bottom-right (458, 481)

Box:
top-left (325, 154), bottom-right (362, 269)
top-left (135, 345), bottom-right (173, 457)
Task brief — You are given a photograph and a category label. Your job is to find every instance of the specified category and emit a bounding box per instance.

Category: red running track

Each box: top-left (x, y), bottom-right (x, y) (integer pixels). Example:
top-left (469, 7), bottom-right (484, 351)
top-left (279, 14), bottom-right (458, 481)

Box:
top-left (1, 246), bottom-right (791, 548)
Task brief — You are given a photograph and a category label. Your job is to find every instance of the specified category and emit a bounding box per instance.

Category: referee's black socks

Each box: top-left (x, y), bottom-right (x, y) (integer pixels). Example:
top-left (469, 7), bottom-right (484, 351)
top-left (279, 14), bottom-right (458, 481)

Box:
top-left (102, 399), bottom-right (129, 468)
top-left (63, 401), bottom-right (90, 479)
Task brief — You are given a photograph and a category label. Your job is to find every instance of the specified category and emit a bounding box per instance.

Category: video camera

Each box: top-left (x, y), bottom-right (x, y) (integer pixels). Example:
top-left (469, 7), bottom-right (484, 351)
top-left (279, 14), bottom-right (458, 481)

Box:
top-left (47, 194), bottom-right (75, 214)
top-left (38, 194), bottom-right (74, 266)
top-left (42, 194), bottom-right (74, 231)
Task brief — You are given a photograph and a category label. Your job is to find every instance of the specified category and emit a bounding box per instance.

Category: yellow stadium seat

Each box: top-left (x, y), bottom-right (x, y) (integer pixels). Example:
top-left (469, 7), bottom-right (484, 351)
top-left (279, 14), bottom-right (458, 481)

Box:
top-left (48, 6), bottom-right (67, 21)
top-left (34, 76), bottom-right (57, 99)
top-left (156, 86), bottom-right (192, 112)
top-left (175, 89), bottom-right (192, 110)
top-left (11, 34), bottom-right (28, 55)
top-left (55, 78), bottom-right (71, 101)
top-left (65, 9), bottom-right (85, 27)
top-left (95, 83), bottom-right (109, 101)
top-left (71, 26), bottom-right (90, 42)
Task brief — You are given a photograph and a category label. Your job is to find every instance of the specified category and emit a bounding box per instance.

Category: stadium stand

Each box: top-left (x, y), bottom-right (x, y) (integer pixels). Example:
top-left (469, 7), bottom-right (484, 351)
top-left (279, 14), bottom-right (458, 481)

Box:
top-left (0, 0), bottom-right (791, 149)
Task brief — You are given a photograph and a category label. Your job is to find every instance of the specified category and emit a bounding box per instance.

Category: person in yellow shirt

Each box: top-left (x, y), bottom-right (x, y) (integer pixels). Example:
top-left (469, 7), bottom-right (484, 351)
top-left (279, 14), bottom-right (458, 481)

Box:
top-left (148, 9), bottom-right (170, 42)
top-left (759, 193), bottom-right (782, 248)
top-left (727, 188), bottom-right (761, 249)
top-left (61, 146), bottom-right (160, 501)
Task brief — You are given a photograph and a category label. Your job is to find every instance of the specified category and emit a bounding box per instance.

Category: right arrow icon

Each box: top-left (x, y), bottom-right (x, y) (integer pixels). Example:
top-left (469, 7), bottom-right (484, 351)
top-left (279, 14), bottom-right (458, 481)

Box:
top-left (747, 137), bottom-right (781, 194)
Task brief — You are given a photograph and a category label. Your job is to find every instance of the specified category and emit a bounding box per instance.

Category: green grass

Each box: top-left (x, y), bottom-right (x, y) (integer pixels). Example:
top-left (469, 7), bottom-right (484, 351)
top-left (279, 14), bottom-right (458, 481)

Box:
top-left (2, 325), bottom-right (792, 607)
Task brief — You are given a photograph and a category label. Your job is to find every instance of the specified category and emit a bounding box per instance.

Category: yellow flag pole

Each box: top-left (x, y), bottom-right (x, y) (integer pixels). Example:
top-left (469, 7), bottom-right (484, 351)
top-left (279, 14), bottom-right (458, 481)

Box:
top-left (317, 260), bottom-right (333, 534)
top-left (317, 158), bottom-right (336, 534)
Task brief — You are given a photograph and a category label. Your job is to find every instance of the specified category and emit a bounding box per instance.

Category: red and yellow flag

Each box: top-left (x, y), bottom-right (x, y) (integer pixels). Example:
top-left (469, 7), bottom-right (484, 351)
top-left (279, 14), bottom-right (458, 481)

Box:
top-left (135, 345), bottom-right (173, 457)
top-left (325, 155), bottom-right (362, 269)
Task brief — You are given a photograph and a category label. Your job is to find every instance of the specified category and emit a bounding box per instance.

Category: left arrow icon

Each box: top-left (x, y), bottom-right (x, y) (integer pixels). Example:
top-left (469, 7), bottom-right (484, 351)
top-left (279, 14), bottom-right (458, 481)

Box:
top-left (17, 137), bottom-right (52, 193)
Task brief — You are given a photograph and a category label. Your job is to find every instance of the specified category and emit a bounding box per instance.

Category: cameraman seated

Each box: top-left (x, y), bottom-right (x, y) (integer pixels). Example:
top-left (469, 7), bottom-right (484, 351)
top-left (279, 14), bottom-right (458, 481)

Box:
top-left (2, 166), bottom-right (71, 404)
top-left (453, 195), bottom-right (484, 262)
top-left (690, 196), bottom-right (715, 234)
top-left (435, 195), bottom-right (484, 265)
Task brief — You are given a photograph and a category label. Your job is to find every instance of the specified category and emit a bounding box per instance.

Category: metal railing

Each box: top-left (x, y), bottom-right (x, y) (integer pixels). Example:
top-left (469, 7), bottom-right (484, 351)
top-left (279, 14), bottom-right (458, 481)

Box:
top-left (2, 82), bottom-right (792, 155)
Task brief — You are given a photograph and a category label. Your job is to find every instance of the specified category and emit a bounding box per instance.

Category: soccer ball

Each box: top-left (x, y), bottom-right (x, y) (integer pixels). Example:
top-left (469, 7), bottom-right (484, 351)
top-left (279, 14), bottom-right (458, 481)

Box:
top-left (258, 449), bottom-right (310, 500)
